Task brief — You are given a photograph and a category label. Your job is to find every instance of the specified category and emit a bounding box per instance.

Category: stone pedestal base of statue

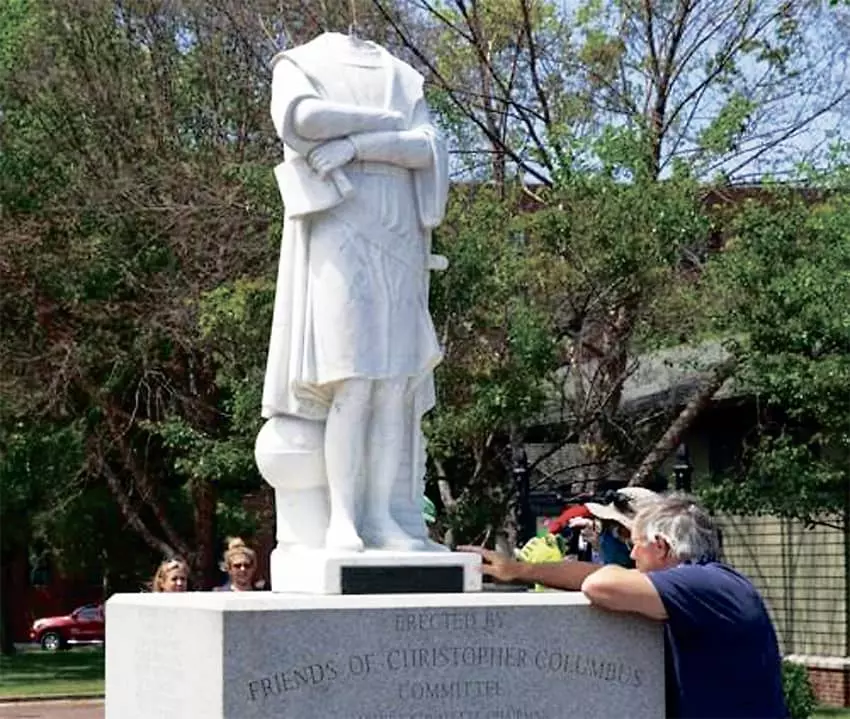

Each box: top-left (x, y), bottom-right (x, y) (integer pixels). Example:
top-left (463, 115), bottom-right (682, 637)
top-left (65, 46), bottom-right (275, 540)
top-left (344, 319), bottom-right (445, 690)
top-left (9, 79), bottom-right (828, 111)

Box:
top-left (270, 548), bottom-right (482, 594)
top-left (105, 590), bottom-right (664, 719)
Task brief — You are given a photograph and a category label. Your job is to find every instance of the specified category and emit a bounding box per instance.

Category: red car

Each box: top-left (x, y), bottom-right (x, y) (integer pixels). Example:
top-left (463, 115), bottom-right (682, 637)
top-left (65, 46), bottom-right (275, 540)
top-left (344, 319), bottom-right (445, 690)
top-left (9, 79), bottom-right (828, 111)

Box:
top-left (29, 604), bottom-right (105, 651)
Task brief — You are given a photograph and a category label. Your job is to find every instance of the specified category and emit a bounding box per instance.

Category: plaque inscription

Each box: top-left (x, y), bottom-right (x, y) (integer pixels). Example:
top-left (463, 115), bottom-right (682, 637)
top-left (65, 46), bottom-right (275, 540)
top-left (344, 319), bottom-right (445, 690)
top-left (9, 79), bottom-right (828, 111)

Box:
top-left (227, 606), bottom-right (656, 719)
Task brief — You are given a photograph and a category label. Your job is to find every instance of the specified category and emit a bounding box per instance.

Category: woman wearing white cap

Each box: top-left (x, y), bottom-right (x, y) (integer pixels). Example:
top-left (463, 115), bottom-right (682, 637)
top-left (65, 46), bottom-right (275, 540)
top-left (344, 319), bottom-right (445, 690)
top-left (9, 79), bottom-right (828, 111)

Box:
top-left (569, 487), bottom-right (659, 567)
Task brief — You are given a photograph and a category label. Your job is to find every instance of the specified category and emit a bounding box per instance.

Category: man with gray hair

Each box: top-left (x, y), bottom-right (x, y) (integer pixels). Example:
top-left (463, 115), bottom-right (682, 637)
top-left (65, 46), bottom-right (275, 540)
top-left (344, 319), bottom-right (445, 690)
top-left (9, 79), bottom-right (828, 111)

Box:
top-left (460, 492), bottom-right (787, 718)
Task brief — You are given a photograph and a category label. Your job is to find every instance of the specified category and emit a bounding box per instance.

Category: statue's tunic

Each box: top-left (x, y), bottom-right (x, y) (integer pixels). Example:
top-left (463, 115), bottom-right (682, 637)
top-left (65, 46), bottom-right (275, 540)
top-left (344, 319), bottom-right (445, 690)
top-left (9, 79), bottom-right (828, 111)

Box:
top-left (261, 33), bottom-right (448, 422)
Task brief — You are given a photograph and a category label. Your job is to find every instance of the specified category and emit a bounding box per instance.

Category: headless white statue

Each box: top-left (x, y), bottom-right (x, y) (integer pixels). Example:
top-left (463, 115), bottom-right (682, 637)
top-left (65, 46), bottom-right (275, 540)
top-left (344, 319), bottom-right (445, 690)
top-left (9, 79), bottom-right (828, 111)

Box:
top-left (260, 32), bottom-right (449, 553)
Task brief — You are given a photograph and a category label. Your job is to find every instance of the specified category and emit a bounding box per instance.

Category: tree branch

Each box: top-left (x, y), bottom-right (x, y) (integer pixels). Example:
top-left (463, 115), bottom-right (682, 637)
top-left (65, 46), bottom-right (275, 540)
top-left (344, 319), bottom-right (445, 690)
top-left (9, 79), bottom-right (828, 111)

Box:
top-left (371, 0), bottom-right (551, 184)
top-left (99, 457), bottom-right (175, 558)
top-left (630, 358), bottom-right (737, 487)
top-left (520, 0), bottom-right (561, 164)
top-left (92, 390), bottom-right (193, 559)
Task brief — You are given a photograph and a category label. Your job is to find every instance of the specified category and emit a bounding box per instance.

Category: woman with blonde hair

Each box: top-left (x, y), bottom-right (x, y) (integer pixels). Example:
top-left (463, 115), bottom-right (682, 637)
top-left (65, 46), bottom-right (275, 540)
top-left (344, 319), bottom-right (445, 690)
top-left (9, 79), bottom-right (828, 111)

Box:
top-left (150, 557), bottom-right (189, 592)
top-left (215, 538), bottom-right (263, 591)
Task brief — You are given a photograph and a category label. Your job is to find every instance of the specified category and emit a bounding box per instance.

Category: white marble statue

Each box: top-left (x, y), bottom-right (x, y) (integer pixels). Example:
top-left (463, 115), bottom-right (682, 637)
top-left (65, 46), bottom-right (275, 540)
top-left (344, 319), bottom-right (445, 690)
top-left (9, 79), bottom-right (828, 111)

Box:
top-left (256, 32), bottom-right (449, 554)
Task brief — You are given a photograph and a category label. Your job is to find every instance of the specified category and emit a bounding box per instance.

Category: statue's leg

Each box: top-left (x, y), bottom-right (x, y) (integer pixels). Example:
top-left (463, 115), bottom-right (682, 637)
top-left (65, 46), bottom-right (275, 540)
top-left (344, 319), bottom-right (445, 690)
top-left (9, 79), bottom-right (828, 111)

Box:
top-left (362, 378), bottom-right (425, 550)
top-left (324, 378), bottom-right (372, 552)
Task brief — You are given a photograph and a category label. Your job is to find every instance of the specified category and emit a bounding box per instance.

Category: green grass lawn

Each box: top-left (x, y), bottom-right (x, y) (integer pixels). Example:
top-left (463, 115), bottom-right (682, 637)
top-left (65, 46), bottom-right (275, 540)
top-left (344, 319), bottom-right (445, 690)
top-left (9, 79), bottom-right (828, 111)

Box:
top-left (0, 647), bottom-right (104, 698)
top-left (814, 709), bottom-right (850, 718)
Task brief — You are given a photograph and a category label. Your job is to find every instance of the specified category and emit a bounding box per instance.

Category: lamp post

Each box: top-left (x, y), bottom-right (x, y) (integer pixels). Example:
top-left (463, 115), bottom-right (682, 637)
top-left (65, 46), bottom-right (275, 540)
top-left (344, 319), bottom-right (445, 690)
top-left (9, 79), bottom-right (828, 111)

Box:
top-left (673, 443), bottom-right (694, 492)
top-left (513, 445), bottom-right (535, 545)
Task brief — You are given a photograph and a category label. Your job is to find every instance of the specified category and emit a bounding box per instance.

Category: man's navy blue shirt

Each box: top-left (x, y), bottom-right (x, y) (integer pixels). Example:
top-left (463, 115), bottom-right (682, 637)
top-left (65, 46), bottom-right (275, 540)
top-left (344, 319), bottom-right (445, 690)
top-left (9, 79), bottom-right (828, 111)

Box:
top-left (648, 562), bottom-right (787, 718)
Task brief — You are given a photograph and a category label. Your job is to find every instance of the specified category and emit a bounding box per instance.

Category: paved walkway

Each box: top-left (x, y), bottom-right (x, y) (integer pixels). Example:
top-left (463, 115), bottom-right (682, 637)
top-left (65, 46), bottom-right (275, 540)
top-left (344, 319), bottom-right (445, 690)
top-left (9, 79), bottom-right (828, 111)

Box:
top-left (0, 701), bottom-right (103, 719)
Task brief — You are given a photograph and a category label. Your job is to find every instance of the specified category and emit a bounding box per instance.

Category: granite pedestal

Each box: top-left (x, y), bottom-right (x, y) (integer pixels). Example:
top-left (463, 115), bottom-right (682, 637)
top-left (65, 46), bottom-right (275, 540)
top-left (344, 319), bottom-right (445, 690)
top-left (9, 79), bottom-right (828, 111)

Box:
top-left (105, 591), bottom-right (664, 718)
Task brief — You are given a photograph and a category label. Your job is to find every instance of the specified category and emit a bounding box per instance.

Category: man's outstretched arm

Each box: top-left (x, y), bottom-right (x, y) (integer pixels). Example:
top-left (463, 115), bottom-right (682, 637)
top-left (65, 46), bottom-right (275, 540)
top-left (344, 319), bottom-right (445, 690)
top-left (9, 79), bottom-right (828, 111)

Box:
top-left (458, 545), bottom-right (599, 590)
top-left (459, 545), bottom-right (668, 621)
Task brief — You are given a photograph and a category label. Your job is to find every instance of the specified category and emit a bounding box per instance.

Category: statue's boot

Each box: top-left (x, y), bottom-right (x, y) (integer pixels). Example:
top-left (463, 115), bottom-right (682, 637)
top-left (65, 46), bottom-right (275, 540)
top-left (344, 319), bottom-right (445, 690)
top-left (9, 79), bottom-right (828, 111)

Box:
top-left (325, 516), bottom-right (364, 552)
top-left (360, 509), bottom-right (427, 551)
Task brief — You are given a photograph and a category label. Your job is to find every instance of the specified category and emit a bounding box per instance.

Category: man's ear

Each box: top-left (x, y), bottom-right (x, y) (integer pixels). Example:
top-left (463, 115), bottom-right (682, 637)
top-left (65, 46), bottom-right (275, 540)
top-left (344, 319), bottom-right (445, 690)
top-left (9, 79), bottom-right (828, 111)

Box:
top-left (653, 535), bottom-right (671, 558)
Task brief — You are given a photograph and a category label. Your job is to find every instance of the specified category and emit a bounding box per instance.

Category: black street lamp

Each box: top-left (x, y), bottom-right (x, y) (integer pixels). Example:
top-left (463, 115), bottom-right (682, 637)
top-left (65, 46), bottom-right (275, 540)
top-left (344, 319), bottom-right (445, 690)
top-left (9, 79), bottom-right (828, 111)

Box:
top-left (513, 445), bottom-right (535, 545)
top-left (673, 443), bottom-right (694, 492)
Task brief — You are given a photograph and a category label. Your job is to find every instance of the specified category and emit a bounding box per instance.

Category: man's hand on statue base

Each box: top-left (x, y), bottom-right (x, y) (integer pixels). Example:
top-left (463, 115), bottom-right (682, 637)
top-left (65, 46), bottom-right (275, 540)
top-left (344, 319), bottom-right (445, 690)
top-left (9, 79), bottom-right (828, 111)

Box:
top-left (457, 545), bottom-right (524, 583)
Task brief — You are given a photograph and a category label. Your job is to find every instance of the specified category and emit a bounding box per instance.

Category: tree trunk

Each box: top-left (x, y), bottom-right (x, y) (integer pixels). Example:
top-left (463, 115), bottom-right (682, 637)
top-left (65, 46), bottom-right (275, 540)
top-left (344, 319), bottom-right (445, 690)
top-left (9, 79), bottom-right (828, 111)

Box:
top-left (630, 359), bottom-right (736, 487)
top-left (0, 549), bottom-right (17, 656)
top-left (574, 303), bottom-right (635, 491)
top-left (190, 477), bottom-right (218, 590)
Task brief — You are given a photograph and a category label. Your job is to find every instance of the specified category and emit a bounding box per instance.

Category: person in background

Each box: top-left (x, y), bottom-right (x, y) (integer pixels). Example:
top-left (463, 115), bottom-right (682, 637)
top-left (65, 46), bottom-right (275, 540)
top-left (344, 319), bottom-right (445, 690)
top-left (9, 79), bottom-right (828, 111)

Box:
top-left (569, 486), bottom-right (659, 568)
top-left (150, 557), bottom-right (189, 593)
top-left (214, 538), bottom-right (264, 591)
top-left (544, 503), bottom-right (594, 560)
top-left (460, 493), bottom-right (787, 719)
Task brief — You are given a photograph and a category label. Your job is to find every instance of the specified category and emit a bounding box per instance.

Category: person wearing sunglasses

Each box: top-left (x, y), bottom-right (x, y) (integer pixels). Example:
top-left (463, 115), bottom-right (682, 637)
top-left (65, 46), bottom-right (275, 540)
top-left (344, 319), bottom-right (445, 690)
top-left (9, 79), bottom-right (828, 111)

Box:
top-left (569, 486), bottom-right (659, 568)
top-left (214, 538), bottom-right (263, 592)
top-left (460, 493), bottom-right (786, 719)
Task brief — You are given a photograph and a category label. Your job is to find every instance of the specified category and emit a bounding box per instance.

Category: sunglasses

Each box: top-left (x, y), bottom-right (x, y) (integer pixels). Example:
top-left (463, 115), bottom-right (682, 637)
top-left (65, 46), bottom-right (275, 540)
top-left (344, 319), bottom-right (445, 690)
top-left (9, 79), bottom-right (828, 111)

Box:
top-left (232, 562), bottom-right (253, 570)
top-left (610, 491), bottom-right (635, 512)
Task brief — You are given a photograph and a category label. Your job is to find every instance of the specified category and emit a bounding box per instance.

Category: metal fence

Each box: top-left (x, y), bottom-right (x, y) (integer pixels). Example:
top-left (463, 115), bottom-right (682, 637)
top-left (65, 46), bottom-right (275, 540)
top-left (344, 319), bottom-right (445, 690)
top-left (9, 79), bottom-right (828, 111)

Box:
top-left (716, 514), bottom-right (848, 658)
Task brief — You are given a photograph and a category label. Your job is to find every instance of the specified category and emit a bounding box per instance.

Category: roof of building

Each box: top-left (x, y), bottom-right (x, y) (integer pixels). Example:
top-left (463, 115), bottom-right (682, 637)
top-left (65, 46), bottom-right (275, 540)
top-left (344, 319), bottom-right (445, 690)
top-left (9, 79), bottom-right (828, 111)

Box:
top-left (542, 339), bottom-right (738, 425)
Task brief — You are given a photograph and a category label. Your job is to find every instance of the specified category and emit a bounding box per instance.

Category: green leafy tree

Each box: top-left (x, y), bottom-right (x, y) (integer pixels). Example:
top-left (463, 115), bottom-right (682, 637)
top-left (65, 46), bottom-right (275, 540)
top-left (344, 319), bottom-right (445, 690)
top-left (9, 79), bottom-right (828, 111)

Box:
top-left (699, 187), bottom-right (850, 531)
top-left (2, 0), bottom-right (285, 582)
top-left (425, 186), bottom-right (560, 544)
top-left (425, 174), bottom-right (709, 543)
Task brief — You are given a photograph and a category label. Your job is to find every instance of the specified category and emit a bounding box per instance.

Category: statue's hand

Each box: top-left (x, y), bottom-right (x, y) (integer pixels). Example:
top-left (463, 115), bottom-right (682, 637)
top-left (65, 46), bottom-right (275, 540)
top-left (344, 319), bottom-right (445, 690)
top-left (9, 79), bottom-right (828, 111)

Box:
top-left (308, 138), bottom-right (356, 179)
